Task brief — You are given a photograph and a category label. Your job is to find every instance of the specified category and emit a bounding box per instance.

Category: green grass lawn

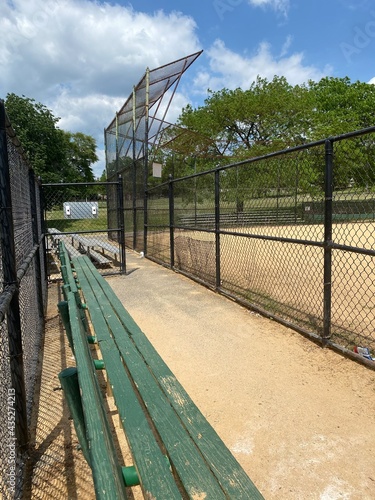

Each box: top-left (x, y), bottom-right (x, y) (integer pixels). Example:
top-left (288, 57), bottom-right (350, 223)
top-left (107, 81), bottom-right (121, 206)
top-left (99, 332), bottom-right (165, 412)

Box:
top-left (46, 207), bottom-right (109, 232)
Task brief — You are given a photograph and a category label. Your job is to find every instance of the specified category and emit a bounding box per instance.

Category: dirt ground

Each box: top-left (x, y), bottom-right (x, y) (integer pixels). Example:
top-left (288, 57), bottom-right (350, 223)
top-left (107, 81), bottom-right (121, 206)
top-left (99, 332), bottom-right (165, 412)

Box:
top-left (26, 250), bottom-right (375, 499)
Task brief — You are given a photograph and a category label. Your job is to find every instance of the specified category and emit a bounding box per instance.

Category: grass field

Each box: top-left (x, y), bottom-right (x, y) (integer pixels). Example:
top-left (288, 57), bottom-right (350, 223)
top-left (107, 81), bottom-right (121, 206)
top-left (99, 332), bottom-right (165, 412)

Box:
top-left (45, 202), bottom-right (109, 232)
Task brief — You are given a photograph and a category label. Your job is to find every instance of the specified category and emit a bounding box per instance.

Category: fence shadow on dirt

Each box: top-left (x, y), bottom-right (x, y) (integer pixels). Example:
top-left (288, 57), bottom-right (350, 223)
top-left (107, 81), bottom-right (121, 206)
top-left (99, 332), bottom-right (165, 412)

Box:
top-left (22, 284), bottom-right (95, 499)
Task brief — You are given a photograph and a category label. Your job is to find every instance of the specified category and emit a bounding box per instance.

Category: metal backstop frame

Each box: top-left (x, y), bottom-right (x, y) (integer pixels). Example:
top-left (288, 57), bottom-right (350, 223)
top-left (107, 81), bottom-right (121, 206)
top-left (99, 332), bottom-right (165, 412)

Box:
top-left (105, 51), bottom-right (203, 252)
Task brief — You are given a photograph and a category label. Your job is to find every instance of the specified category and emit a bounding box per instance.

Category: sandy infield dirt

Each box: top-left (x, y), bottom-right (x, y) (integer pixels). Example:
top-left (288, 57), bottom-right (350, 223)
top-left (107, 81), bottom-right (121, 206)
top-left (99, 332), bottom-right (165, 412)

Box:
top-left (26, 250), bottom-right (375, 499)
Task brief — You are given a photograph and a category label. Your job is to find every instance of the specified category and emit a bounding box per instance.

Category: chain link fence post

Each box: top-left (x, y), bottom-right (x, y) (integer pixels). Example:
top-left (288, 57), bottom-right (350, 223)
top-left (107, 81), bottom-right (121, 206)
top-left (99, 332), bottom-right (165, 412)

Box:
top-left (29, 169), bottom-right (45, 321)
top-left (215, 169), bottom-right (221, 290)
top-left (323, 139), bottom-right (334, 346)
top-left (169, 174), bottom-right (175, 269)
top-left (117, 174), bottom-right (126, 273)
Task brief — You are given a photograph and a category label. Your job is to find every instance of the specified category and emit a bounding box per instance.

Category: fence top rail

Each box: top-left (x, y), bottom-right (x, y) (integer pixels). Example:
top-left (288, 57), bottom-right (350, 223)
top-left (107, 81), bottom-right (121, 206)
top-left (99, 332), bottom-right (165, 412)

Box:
top-left (146, 125), bottom-right (375, 194)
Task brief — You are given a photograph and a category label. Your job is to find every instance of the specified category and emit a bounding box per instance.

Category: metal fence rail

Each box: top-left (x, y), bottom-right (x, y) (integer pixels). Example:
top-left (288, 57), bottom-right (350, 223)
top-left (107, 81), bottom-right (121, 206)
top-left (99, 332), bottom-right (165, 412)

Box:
top-left (145, 127), bottom-right (375, 366)
top-left (0, 101), bottom-right (47, 499)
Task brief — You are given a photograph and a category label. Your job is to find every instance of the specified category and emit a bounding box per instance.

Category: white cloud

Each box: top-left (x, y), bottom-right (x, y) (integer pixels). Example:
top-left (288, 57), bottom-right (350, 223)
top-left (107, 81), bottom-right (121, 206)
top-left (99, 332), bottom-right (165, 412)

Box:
top-left (369, 77), bottom-right (375, 84)
top-left (247, 0), bottom-right (290, 16)
top-left (280, 35), bottom-right (293, 57)
top-left (0, 0), bottom-right (333, 178)
top-left (0, 0), bottom-right (200, 101)
top-left (194, 39), bottom-right (331, 93)
top-left (0, 0), bottom-right (201, 177)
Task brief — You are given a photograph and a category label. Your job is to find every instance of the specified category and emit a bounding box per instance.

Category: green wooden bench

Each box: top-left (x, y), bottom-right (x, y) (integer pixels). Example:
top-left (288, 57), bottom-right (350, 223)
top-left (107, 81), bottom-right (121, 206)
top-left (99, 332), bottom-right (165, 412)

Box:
top-left (57, 241), bottom-right (264, 500)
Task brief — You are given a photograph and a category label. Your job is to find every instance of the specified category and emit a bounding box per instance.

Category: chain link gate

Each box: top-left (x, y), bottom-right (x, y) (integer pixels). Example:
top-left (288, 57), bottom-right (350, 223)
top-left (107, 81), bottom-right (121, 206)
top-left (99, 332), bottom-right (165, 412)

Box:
top-left (42, 180), bottom-right (126, 277)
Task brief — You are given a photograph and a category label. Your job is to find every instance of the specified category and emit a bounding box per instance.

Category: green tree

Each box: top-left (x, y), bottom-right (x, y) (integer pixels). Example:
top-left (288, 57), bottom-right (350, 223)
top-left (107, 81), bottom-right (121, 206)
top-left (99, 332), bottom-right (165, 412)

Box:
top-left (178, 76), bottom-right (311, 158)
top-left (169, 75), bottom-right (375, 197)
top-left (308, 77), bottom-right (375, 137)
top-left (63, 131), bottom-right (97, 182)
top-left (173, 76), bottom-right (314, 207)
top-left (5, 93), bottom-right (67, 181)
top-left (5, 94), bottom-right (98, 184)
top-left (308, 77), bottom-right (375, 189)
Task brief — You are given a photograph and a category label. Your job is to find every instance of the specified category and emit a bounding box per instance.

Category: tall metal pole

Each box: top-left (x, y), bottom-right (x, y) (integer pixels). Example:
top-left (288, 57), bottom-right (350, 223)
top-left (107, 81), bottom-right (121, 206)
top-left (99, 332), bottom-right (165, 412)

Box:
top-left (115, 112), bottom-right (119, 173)
top-left (39, 176), bottom-right (48, 286)
top-left (29, 169), bottom-right (44, 322)
top-left (115, 113), bottom-right (120, 244)
top-left (193, 156), bottom-right (197, 224)
top-left (132, 87), bottom-right (137, 249)
top-left (169, 175), bottom-right (175, 269)
top-left (117, 174), bottom-right (126, 273)
top-left (0, 102), bottom-right (29, 450)
top-left (323, 139), bottom-right (333, 346)
top-left (295, 161), bottom-right (299, 223)
top-left (144, 68), bottom-right (150, 256)
top-left (215, 169), bottom-right (221, 289)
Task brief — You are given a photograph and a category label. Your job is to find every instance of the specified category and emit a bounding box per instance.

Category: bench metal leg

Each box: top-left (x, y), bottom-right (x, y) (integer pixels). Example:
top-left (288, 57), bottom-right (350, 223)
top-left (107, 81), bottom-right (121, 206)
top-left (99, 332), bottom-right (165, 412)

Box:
top-left (58, 367), bottom-right (91, 465)
top-left (58, 301), bottom-right (73, 350)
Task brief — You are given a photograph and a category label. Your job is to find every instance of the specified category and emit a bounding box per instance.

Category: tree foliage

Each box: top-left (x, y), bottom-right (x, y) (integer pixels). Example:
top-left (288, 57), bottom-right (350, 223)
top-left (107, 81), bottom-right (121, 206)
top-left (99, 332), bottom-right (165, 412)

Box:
top-left (177, 76), bottom-right (312, 158)
top-left (309, 76), bottom-right (375, 137)
top-left (5, 93), bottom-right (98, 183)
top-left (63, 131), bottom-right (97, 182)
top-left (160, 76), bottom-right (375, 195)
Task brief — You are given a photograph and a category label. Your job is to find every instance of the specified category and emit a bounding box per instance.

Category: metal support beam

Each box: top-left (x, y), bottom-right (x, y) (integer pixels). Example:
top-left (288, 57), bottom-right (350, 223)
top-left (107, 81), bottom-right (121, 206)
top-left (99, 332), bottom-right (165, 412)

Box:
top-left (323, 139), bottom-right (333, 346)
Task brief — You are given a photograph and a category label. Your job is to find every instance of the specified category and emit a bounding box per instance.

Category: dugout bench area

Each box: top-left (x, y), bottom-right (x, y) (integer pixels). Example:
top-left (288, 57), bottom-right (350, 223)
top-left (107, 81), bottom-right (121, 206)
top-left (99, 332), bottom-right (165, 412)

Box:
top-left (57, 241), bottom-right (263, 499)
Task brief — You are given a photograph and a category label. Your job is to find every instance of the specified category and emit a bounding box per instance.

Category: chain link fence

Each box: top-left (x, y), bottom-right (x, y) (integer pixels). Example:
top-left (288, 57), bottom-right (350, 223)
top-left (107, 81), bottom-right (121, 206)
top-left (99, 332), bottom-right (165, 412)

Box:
top-left (42, 180), bottom-right (126, 276)
top-left (145, 128), bottom-right (375, 366)
top-left (0, 101), bottom-right (48, 498)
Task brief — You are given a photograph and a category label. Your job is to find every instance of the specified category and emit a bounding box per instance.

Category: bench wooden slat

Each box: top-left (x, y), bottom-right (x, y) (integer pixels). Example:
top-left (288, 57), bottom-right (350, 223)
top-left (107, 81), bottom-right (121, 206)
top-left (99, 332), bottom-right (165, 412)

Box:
top-left (88, 248), bottom-right (111, 265)
top-left (59, 245), bottom-right (78, 295)
top-left (66, 291), bottom-right (128, 500)
top-left (73, 234), bottom-right (119, 256)
top-left (74, 257), bottom-right (227, 499)
top-left (73, 255), bottom-right (263, 499)
top-left (95, 240), bottom-right (119, 255)
top-left (72, 257), bottom-right (182, 499)
top-left (48, 227), bottom-right (64, 239)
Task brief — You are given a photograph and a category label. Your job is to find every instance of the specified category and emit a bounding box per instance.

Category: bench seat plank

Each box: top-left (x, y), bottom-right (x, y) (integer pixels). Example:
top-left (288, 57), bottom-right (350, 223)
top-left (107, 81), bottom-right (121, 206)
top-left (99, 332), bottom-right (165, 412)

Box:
top-left (72, 258), bottom-right (182, 499)
top-left (48, 227), bottom-right (64, 240)
top-left (62, 239), bottom-right (82, 259)
top-left (74, 235), bottom-right (119, 256)
top-left (71, 235), bottom-right (111, 265)
top-left (88, 248), bottom-right (111, 265)
top-left (74, 257), bottom-right (228, 499)
top-left (73, 255), bottom-right (263, 499)
top-left (66, 291), bottom-right (127, 500)
top-left (96, 240), bottom-right (119, 255)
top-left (59, 245), bottom-right (78, 295)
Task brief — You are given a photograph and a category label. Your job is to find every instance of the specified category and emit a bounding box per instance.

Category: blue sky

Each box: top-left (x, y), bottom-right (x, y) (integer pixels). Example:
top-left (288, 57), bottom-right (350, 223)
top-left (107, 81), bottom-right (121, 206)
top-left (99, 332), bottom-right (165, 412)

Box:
top-left (1, 0), bottom-right (375, 177)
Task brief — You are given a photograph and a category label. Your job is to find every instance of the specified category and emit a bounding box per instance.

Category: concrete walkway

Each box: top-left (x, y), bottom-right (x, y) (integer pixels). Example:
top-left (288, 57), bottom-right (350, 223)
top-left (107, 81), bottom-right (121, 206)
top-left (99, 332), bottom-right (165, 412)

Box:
top-left (104, 250), bottom-right (375, 500)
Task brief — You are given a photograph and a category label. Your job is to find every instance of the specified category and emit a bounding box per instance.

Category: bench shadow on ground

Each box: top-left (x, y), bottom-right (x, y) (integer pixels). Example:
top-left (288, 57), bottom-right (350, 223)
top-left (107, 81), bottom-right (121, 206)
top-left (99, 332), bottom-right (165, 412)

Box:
top-left (22, 284), bottom-right (95, 500)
